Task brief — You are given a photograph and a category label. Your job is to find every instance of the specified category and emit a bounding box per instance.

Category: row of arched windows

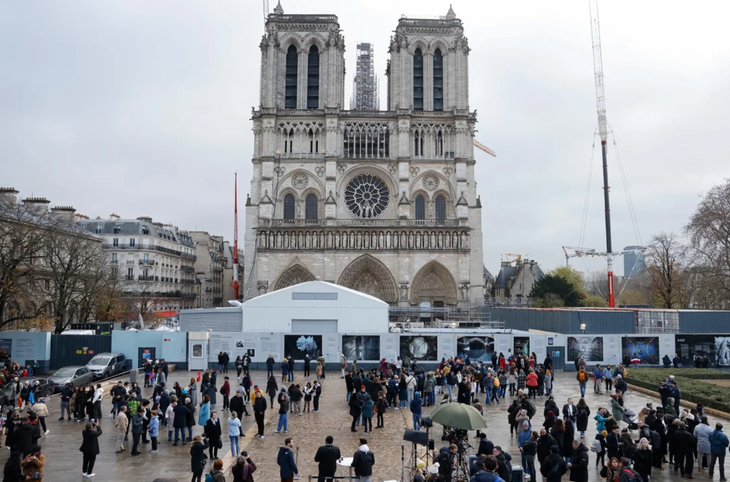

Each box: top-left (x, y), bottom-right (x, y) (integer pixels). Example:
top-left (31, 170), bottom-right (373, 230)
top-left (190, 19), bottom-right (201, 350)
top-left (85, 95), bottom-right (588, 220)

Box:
top-left (413, 48), bottom-right (444, 111)
top-left (415, 195), bottom-right (447, 220)
top-left (283, 193), bottom-right (318, 220)
top-left (285, 45), bottom-right (320, 109)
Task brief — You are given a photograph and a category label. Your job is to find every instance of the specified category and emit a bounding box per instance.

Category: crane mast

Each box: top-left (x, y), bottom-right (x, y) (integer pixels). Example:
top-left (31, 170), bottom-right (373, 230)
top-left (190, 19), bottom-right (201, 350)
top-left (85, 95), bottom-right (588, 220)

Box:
top-left (589, 0), bottom-right (615, 307)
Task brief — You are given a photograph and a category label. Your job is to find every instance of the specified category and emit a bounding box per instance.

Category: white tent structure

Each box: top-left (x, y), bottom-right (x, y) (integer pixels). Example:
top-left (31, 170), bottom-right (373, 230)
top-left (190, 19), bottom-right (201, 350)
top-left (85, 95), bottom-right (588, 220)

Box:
top-left (241, 281), bottom-right (388, 334)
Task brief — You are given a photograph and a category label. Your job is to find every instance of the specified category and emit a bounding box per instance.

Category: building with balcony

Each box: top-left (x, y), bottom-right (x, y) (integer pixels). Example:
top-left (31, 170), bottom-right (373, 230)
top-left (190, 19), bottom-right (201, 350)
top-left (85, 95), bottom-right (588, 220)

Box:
top-left (190, 232), bottom-right (226, 308)
top-left (79, 215), bottom-right (197, 314)
top-left (243, 4), bottom-right (485, 307)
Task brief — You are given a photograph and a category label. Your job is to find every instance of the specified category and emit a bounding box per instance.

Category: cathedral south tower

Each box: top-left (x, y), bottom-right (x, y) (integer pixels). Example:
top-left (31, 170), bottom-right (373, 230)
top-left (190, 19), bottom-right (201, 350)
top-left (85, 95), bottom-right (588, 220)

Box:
top-left (244, 3), bottom-right (485, 309)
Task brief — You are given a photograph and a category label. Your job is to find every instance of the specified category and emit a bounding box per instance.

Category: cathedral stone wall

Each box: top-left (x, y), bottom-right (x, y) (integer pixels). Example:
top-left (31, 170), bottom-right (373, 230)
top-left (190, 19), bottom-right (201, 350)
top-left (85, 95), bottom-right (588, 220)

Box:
top-left (243, 4), bottom-right (485, 307)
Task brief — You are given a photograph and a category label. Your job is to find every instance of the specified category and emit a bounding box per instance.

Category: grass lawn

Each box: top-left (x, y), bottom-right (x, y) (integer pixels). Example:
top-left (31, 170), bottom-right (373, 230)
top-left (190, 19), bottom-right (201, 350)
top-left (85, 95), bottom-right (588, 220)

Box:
top-left (625, 368), bottom-right (730, 412)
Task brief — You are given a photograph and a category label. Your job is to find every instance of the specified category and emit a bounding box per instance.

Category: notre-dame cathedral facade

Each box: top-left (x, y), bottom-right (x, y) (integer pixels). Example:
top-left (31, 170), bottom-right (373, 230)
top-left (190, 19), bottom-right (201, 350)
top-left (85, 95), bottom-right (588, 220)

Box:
top-left (243, 3), bottom-right (485, 308)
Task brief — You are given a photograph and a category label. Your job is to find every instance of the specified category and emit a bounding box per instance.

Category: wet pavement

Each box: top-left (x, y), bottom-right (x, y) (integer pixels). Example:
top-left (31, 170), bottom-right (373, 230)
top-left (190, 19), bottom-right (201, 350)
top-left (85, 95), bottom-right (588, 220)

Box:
top-left (1, 369), bottom-right (726, 481)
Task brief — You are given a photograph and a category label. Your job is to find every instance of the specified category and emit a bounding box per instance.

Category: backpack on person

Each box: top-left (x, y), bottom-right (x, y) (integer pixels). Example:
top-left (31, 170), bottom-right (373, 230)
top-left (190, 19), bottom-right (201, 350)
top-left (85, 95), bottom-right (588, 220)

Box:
top-left (621, 467), bottom-right (643, 482)
top-left (525, 399), bottom-right (536, 418)
top-left (205, 473), bottom-right (214, 482)
top-left (590, 439), bottom-right (602, 453)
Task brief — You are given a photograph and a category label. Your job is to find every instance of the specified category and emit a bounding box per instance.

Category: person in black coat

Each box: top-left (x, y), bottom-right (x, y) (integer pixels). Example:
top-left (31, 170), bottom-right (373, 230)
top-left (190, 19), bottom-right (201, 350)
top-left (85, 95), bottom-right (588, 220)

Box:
top-left (563, 420), bottom-right (575, 460)
top-left (11, 419), bottom-right (34, 458)
top-left (541, 446), bottom-right (568, 482)
top-left (537, 429), bottom-right (558, 465)
top-left (670, 423), bottom-right (697, 477)
top-left (351, 439), bottom-right (375, 479)
top-left (204, 412), bottom-right (222, 460)
top-left (185, 399), bottom-right (196, 440)
top-left (550, 420), bottom-right (566, 458)
top-left (314, 435), bottom-right (342, 482)
top-left (3, 451), bottom-right (24, 482)
top-left (477, 433), bottom-right (495, 457)
top-left (172, 401), bottom-right (191, 445)
top-left (349, 394), bottom-right (362, 432)
top-left (80, 421), bottom-right (102, 477)
top-left (568, 441), bottom-right (589, 482)
top-left (606, 427), bottom-right (621, 460)
top-left (189, 435), bottom-right (210, 482)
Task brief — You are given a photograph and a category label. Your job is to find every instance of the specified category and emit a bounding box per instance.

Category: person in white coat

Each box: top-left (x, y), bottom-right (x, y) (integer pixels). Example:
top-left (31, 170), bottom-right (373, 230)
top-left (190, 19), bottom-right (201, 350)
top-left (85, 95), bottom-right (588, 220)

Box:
top-left (694, 416), bottom-right (713, 473)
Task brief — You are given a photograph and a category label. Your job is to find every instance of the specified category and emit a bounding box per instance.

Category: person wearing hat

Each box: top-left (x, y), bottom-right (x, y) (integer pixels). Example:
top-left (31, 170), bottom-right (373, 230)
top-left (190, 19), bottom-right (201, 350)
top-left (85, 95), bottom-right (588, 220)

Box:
top-left (540, 445), bottom-right (567, 482)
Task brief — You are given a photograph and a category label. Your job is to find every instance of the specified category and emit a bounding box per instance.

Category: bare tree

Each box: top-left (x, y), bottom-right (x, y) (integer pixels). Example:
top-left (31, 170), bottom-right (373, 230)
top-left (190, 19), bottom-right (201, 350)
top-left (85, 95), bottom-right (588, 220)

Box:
top-left (44, 225), bottom-right (108, 333)
top-left (686, 178), bottom-right (730, 305)
top-left (644, 231), bottom-right (689, 308)
top-left (0, 202), bottom-right (53, 329)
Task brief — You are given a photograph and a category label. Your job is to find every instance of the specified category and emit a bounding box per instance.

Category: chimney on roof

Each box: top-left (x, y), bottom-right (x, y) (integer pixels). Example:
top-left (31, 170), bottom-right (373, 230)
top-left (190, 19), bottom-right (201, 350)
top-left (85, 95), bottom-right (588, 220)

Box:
top-left (0, 187), bottom-right (19, 207)
top-left (51, 206), bottom-right (77, 224)
top-left (75, 213), bottom-right (90, 222)
top-left (22, 197), bottom-right (51, 216)
top-left (137, 216), bottom-right (153, 223)
top-left (110, 213), bottom-right (120, 220)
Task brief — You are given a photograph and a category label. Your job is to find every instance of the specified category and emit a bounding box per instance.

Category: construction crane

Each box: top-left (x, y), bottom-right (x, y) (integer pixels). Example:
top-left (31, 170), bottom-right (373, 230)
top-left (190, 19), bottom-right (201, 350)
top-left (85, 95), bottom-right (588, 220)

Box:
top-left (504, 253), bottom-right (524, 264)
top-left (588, 0), bottom-right (616, 307)
top-left (473, 139), bottom-right (496, 157)
top-left (562, 246), bottom-right (597, 267)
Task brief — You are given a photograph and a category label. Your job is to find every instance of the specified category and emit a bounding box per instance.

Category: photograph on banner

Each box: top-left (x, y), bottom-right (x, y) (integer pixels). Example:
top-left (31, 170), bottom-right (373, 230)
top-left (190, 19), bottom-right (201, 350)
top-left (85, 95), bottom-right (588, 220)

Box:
top-left (567, 336), bottom-right (604, 362)
top-left (456, 336), bottom-right (495, 362)
top-left (513, 337), bottom-right (530, 357)
top-left (622, 336), bottom-right (659, 364)
top-left (716, 337), bottom-right (730, 367)
top-left (676, 335), bottom-right (715, 366)
top-left (400, 335), bottom-right (437, 361)
top-left (342, 335), bottom-right (380, 361)
top-left (284, 335), bottom-right (323, 359)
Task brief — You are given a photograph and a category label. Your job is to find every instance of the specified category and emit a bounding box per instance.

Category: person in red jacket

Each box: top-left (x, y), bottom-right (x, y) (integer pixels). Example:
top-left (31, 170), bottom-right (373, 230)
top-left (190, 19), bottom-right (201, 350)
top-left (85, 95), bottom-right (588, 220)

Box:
top-left (221, 377), bottom-right (231, 412)
top-left (526, 370), bottom-right (539, 399)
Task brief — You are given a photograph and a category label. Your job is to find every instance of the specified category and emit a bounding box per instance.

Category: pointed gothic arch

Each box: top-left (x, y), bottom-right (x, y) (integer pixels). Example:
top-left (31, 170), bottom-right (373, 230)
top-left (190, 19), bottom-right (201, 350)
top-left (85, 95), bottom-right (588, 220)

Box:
top-left (274, 264), bottom-right (316, 291)
top-left (337, 254), bottom-right (398, 304)
top-left (410, 261), bottom-right (458, 305)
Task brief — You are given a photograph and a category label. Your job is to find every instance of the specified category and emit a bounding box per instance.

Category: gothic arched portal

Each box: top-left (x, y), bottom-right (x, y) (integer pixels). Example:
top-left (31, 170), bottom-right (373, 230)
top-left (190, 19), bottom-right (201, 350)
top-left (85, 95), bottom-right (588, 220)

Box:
top-left (337, 254), bottom-right (398, 304)
top-left (274, 264), bottom-right (316, 291)
top-left (410, 261), bottom-right (458, 305)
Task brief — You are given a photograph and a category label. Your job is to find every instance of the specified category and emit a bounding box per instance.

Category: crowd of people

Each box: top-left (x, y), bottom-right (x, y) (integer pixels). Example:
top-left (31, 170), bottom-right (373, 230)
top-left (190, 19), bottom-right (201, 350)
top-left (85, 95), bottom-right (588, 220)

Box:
top-left (5, 349), bottom-right (730, 482)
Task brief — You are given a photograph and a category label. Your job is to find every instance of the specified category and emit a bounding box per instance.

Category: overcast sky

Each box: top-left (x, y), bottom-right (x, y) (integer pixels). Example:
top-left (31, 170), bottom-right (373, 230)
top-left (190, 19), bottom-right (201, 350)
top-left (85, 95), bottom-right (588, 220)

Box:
top-left (2, 1), bottom-right (729, 281)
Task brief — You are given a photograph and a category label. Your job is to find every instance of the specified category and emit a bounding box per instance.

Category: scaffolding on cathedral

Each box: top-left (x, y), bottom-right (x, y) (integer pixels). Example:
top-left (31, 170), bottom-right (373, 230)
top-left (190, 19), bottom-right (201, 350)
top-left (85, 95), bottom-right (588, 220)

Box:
top-left (350, 43), bottom-right (379, 110)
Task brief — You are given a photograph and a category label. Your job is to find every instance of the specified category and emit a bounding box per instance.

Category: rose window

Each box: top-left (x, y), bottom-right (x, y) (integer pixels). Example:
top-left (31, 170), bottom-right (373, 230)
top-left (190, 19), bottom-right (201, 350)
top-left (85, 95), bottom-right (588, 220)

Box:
top-left (344, 174), bottom-right (390, 218)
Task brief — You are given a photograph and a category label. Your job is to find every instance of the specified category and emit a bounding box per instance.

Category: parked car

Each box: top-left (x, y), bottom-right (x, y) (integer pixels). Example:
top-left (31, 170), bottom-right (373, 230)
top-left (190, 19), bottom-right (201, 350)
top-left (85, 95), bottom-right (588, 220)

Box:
top-left (48, 365), bottom-right (94, 391)
top-left (86, 353), bottom-right (127, 380)
top-left (0, 378), bottom-right (54, 409)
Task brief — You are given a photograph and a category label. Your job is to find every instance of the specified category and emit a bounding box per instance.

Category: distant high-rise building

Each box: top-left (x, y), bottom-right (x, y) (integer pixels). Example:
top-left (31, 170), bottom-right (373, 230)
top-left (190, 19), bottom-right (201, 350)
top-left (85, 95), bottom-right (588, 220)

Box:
top-left (351, 42), bottom-right (378, 110)
top-left (623, 245), bottom-right (646, 278)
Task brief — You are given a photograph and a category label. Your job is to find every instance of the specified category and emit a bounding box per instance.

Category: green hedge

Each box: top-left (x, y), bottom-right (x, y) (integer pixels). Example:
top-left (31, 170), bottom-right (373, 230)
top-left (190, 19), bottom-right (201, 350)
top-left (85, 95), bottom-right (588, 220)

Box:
top-left (625, 368), bottom-right (730, 413)
top-left (628, 368), bottom-right (730, 380)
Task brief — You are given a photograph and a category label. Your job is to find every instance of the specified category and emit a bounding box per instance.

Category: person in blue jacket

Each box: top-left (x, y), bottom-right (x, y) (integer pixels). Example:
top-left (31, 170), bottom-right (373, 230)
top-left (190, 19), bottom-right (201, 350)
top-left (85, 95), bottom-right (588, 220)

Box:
top-left (709, 423), bottom-right (730, 480)
top-left (277, 437), bottom-right (299, 481)
top-left (410, 392), bottom-right (423, 431)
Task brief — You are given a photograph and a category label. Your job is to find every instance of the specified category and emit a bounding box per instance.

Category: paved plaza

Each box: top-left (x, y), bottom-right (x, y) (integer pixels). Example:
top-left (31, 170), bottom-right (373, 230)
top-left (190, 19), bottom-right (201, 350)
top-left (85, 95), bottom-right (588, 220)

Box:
top-left (2, 369), bottom-right (728, 481)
